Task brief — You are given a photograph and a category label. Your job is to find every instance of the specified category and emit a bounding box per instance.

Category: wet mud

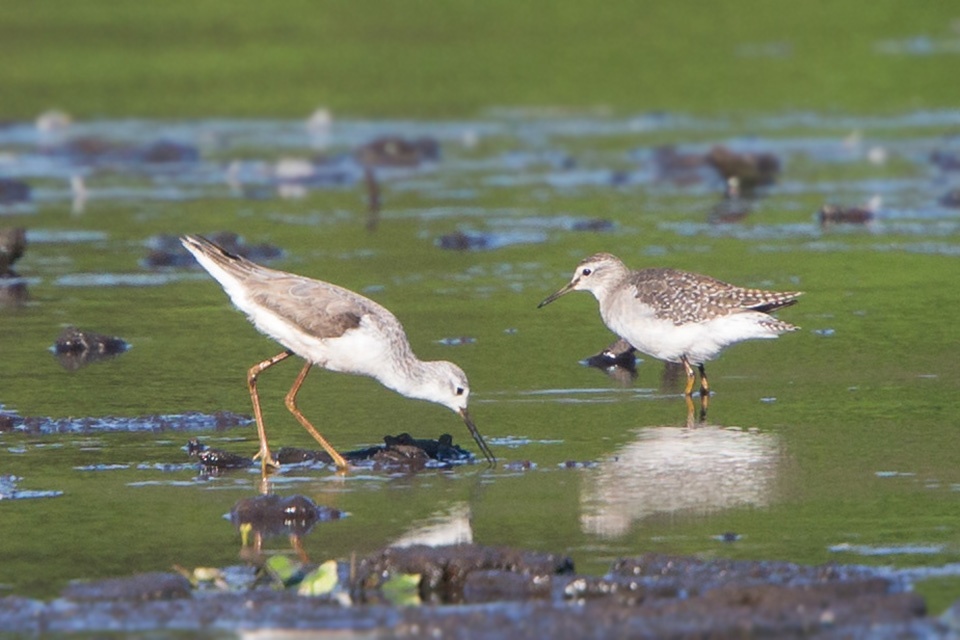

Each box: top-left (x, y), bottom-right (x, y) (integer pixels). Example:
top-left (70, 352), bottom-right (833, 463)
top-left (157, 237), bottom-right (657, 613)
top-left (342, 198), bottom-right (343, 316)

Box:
top-left (0, 544), bottom-right (951, 637)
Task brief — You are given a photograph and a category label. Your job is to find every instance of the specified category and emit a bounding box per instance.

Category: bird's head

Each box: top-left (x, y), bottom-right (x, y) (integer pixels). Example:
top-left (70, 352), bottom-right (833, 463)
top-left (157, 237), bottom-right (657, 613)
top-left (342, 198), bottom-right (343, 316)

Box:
top-left (417, 360), bottom-right (495, 465)
top-left (538, 253), bottom-right (626, 307)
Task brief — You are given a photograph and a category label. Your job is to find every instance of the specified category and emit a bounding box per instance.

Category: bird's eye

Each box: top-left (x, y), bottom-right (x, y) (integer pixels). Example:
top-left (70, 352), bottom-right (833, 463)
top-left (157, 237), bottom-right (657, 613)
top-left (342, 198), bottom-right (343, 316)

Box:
top-left (455, 387), bottom-right (465, 396)
top-left (581, 268), bottom-right (593, 276)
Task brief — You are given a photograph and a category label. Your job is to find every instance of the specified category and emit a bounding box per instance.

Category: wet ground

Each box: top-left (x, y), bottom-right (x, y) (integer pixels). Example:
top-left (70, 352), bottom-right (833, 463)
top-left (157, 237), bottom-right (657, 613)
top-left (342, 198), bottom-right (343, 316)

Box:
top-left (0, 543), bottom-right (951, 637)
top-left (2, 109), bottom-right (960, 633)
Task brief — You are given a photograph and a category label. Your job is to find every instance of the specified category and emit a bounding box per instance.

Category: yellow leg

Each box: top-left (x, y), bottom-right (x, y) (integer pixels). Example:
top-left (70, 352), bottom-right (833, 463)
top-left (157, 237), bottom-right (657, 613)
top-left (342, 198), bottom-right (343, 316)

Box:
top-left (697, 363), bottom-right (710, 420)
top-left (680, 356), bottom-right (696, 396)
top-left (290, 534), bottom-right (310, 564)
top-left (247, 350), bottom-right (293, 474)
top-left (284, 362), bottom-right (349, 470)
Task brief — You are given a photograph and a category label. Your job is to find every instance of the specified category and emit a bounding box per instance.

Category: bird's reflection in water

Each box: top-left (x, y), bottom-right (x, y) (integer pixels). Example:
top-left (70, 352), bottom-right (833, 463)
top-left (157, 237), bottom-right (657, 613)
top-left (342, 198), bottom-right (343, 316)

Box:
top-left (583, 342), bottom-right (710, 423)
top-left (582, 341), bottom-right (689, 393)
top-left (579, 425), bottom-right (782, 539)
top-left (230, 493), bottom-right (343, 562)
top-left (0, 276), bottom-right (28, 307)
top-left (390, 502), bottom-right (473, 548)
top-left (581, 338), bottom-right (639, 385)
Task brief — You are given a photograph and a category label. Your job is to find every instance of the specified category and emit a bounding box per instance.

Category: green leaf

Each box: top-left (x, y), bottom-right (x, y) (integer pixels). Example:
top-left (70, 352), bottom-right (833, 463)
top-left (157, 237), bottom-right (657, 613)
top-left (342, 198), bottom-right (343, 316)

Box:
top-left (298, 560), bottom-right (339, 596)
top-left (382, 572), bottom-right (421, 607)
top-left (264, 555), bottom-right (303, 587)
top-left (239, 522), bottom-right (252, 547)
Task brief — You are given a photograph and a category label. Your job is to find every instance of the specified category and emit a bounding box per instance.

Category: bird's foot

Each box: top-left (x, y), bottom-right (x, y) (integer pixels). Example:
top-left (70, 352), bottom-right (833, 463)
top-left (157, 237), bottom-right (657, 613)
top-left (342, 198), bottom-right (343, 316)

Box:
top-left (253, 447), bottom-right (280, 474)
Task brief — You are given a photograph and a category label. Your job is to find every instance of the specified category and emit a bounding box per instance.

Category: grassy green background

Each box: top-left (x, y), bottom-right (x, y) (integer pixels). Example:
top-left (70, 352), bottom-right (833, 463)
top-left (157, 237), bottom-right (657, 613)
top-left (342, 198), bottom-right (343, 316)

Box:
top-left (3, 1), bottom-right (959, 118)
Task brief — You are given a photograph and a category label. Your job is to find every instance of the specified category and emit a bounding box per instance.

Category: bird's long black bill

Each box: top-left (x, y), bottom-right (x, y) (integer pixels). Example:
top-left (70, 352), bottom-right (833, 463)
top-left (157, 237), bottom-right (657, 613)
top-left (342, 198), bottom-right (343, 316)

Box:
top-left (537, 280), bottom-right (577, 308)
top-left (460, 408), bottom-right (496, 466)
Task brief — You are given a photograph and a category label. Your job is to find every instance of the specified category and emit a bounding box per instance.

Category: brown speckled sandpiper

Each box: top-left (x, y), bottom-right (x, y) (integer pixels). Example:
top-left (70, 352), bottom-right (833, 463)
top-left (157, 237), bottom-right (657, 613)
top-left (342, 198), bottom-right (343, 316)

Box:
top-left (539, 253), bottom-right (801, 404)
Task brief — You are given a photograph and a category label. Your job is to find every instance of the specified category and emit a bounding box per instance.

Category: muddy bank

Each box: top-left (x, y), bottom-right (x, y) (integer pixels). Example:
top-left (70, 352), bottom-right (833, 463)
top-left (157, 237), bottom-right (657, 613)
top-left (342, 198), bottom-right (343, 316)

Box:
top-left (0, 544), bottom-right (952, 637)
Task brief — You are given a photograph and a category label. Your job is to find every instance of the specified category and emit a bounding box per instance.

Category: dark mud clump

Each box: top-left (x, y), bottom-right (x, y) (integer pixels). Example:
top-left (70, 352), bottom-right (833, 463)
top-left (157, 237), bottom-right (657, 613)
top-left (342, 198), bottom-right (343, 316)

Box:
top-left (191, 432), bottom-right (473, 472)
top-left (436, 230), bottom-right (494, 251)
top-left (0, 545), bottom-right (948, 636)
top-left (819, 203), bottom-right (876, 226)
top-left (268, 432), bottom-right (472, 470)
top-left (52, 326), bottom-right (130, 370)
top-left (187, 438), bottom-right (253, 470)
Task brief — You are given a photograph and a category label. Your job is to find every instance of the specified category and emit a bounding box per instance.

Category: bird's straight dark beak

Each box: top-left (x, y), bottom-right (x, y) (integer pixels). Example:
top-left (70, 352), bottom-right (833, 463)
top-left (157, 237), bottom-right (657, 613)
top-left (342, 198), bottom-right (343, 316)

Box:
top-left (459, 407), bottom-right (496, 466)
top-left (537, 279), bottom-right (578, 308)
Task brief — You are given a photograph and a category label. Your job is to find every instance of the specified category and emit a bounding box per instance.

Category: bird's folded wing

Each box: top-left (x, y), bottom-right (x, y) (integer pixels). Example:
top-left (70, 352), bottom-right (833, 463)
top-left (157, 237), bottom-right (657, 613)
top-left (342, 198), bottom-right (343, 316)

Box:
top-left (248, 276), bottom-right (365, 339)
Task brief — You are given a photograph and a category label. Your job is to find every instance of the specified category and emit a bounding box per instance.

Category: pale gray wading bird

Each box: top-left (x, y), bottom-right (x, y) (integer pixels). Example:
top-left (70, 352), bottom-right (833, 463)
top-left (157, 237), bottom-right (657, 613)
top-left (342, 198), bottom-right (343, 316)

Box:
top-left (538, 253), bottom-right (801, 416)
top-left (181, 235), bottom-right (495, 473)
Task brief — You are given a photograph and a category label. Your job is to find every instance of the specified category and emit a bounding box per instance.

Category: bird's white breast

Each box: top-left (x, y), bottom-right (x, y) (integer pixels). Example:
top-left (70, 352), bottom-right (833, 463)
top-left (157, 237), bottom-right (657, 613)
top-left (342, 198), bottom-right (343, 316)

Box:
top-left (248, 307), bottom-right (387, 376)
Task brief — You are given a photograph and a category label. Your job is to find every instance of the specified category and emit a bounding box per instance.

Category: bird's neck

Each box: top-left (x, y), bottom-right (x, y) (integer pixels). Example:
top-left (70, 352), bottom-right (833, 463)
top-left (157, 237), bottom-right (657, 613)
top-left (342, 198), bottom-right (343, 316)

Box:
top-left (375, 351), bottom-right (433, 402)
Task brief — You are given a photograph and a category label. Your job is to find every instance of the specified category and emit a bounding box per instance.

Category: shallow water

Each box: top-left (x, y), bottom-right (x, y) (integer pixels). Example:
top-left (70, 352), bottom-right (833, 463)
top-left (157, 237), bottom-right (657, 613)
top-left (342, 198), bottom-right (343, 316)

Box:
top-left (1, 110), bottom-right (959, 611)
